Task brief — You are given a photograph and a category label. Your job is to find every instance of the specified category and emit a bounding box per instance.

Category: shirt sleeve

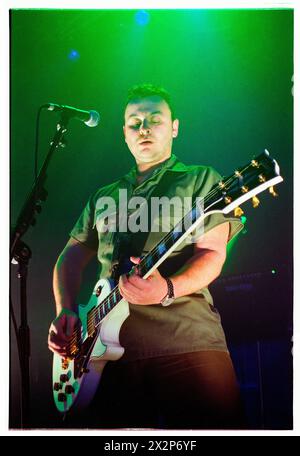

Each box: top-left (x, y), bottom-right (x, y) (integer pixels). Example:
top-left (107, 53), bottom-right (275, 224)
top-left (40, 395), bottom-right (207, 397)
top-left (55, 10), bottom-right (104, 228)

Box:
top-left (193, 166), bottom-right (244, 242)
top-left (69, 192), bottom-right (99, 251)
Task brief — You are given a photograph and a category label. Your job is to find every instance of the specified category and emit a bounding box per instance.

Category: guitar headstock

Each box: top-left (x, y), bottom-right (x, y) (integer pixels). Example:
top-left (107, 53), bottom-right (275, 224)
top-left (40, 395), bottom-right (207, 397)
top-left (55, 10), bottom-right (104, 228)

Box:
top-left (209, 150), bottom-right (283, 214)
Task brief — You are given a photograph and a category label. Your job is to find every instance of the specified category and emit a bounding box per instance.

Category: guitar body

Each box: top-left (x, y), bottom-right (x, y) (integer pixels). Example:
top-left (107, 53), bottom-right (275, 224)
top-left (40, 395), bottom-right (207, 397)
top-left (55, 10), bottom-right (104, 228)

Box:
top-left (52, 278), bottom-right (129, 413)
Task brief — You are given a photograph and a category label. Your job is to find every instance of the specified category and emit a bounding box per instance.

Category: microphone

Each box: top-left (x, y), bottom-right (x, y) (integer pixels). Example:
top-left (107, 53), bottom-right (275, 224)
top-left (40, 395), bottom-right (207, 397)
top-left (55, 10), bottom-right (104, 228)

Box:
top-left (43, 103), bottom-right (100, 127)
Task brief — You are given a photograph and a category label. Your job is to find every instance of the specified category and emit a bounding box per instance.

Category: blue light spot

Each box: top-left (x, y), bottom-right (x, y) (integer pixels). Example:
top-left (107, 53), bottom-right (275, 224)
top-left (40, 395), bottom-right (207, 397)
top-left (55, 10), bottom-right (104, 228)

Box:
top-left (68, 49), bottom-right (80, 61)
top-left (135, 10), bottom-right (150, 26)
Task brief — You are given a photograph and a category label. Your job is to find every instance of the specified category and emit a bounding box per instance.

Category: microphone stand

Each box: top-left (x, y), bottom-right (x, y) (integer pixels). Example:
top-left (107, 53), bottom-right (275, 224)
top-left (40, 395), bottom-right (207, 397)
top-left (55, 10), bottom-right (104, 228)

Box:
top-left (10, 113), bottom-right (70, 428)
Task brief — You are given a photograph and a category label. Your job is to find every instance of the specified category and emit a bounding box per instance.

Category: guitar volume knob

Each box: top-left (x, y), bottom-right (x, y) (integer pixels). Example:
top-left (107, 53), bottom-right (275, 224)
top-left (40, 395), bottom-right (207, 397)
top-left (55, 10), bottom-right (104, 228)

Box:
top-left (57, 393), bottom-right (67, 403)
top-left (60, 374), bottom-right (69, 383)
top-left (65, 385), bottom-right (75, 395)
top-left (95, 285), bottom-right (102, 297)
top-left (53, 382), bottom-right (62, 391)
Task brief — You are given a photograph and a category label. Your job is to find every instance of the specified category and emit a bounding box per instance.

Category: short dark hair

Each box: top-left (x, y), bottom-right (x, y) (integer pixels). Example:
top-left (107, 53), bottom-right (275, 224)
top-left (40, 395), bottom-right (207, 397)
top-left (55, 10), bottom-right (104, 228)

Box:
top-left (125, 83), bottom-right (176, 120)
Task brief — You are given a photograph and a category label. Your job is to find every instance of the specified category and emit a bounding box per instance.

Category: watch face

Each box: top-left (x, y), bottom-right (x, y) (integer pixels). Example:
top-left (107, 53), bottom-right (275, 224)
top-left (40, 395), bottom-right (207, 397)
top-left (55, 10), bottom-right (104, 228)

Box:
top-left (161, 297), bottom-right (174, 307)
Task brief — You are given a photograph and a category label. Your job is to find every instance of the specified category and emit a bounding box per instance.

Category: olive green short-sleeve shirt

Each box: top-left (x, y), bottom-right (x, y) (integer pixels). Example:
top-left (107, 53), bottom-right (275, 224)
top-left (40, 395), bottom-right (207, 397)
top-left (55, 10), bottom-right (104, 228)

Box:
top-left (70, 155), bottom-right (243, 360)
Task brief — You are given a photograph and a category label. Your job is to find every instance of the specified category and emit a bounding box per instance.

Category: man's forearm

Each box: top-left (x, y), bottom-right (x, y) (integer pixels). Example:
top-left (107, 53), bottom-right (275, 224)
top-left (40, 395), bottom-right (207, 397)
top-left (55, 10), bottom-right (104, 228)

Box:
top-left (170, 249), bottom-right (226, 299)
top-left (53, 239), bottom-right (97, 315)
top-left (53, 255), bottom-right (83, 315)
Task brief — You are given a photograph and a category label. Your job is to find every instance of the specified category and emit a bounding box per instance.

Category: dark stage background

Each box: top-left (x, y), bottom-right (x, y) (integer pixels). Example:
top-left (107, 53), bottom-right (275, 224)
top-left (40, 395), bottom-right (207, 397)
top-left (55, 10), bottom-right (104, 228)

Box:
top-left (10, 9), bottom-right (293, 429)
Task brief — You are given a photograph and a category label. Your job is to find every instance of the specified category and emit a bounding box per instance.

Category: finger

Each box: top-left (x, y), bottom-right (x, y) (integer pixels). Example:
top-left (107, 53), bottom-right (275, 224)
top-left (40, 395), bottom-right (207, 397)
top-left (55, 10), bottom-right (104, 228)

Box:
top-left (48, 340), bottom-right (67, 353)
top-left (51, 314), bottom-right (68, 336)
top-left (130, 257), bottom-right (142, 275)
top-left (119, 282), bottom-right (134, 300)
top-left (48, 332), bottom-right (69, 347)
top-left (56, 314), bottom-right (78, 338)
top-left (119, 283), bottom-right (140, 302)
top-left (126, 274), bottom-right (146, 290)
top-left (148, 268), bottom-right (160, 278)
top-left (120, 273), bottom-right (143, 290)
top-left (65, 317), bottom-right (78, 337)
top-left (48, 331), bottom-right (74, 355)
top-left (49, 329), bottom-right (68, 342)
top-left (48, 344), bottom-right (69, 357)
top-left (49, 323), bottom-right (59, 335)
top-left (130, 256), bottom-right (141, 264)
top-left (119, 275), bottom-right (129, 295)
top-left (49, 324), bottom-right (70, 342)
top-left (122, 277), bottom-right (146, 296)
top-left (48, 335), bottom-right (67, 352)
top-left (49, 320), bottom-right (75, 341)
top-left (119, 273), bottom-right (129, 286)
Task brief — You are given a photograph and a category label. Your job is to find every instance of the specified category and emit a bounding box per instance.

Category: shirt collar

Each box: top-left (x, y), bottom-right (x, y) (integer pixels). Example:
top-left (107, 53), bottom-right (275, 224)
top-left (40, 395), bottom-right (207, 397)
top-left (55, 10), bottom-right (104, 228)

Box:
top-left (122, 154), bottom-right (179, 185)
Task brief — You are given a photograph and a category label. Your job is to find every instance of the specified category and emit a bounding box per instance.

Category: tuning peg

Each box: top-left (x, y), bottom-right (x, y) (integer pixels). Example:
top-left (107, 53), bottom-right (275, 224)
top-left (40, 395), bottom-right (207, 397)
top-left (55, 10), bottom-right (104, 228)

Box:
top-left (258, 174), bottom-right (266, 183)
top-left (59, 139), bottom-right (67, 148)
top-left (241, 186), bottom-right (249, 194)
top-left (269, 186), bottom-right (278, 197)
top-left (234, 207), bottom-right (244, 217)
top-left (252, 196), bottom-right (260, 208)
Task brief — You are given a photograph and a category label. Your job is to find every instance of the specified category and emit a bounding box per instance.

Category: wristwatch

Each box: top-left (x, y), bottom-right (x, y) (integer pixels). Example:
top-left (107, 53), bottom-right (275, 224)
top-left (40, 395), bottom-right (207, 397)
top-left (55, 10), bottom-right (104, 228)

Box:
top-left (160, 277), bottom-right (175, 307)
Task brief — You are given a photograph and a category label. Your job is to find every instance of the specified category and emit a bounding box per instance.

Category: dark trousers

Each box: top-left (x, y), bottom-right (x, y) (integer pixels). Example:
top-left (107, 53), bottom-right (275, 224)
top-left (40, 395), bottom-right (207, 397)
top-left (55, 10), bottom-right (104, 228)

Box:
top-left (66, 350), bottom-right (245, 430)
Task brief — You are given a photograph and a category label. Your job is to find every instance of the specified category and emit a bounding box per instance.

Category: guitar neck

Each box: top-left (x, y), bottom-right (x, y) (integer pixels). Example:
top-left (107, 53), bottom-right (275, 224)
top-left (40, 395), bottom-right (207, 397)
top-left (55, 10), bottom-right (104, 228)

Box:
top-left (138, 202), bottom-right (211, 279)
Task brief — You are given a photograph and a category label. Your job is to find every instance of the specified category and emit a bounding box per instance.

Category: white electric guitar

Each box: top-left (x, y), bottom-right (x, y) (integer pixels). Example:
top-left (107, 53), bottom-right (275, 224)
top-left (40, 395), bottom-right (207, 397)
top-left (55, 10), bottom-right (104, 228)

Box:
top-left (52, 150), bottom-right (283, 413)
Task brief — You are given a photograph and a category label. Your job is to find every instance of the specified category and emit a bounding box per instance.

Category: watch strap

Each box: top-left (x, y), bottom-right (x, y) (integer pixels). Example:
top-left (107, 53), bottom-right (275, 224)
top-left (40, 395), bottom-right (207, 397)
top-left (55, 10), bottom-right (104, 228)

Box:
top-left (160, 277), bottom-right (175, 306)
top-left (165, 277), bottom-right (174, 299)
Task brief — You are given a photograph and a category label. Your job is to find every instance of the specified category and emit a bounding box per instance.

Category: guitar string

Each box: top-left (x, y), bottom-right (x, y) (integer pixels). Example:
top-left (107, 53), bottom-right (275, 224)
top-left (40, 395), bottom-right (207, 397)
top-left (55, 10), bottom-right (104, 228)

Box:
top-left (65, 161), bottom-right (265, 351)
